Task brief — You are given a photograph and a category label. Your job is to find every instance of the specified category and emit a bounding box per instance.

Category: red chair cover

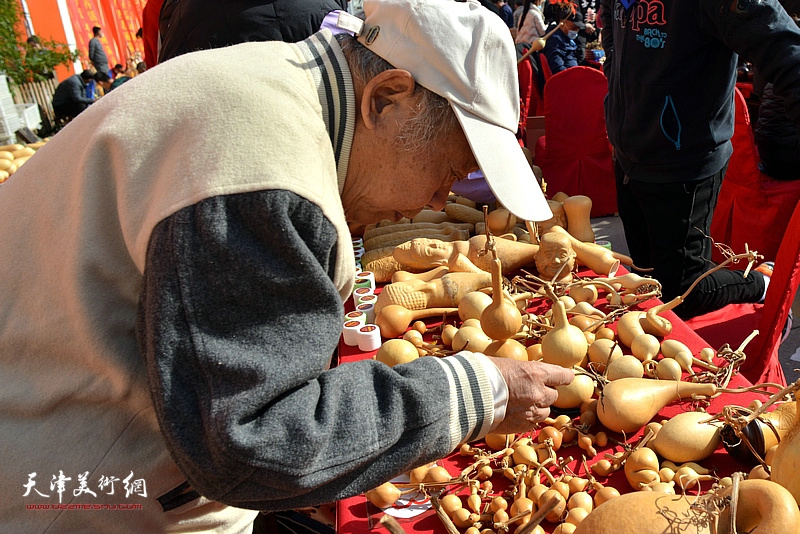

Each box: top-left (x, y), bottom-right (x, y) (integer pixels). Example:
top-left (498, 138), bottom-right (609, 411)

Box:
top-left (534, 66), bottom-right (616, 216)
top-left (517, 59), bottom-right (533, 147)
top-left (687, 201), bottom-right (800, 386)
top-left (710, 88), bottom-right (800, 264)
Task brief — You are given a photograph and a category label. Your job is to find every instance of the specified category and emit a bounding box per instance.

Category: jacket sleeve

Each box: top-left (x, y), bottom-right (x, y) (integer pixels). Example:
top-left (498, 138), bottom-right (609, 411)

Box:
top-left (599, 0), bottom-right (614, 73)
top-left (544, 40), bottom-right (568, 74)
top-left (699, 0), bottom-right (800, 139)
top-left (136, 189), bottom-right (497, 510)
top-left (69, 77), bottom-right (94, 105)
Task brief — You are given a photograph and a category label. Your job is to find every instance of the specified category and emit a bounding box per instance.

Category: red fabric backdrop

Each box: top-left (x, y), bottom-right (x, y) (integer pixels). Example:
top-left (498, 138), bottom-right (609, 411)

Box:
top-left (64, 0), bottom-right (145, 71)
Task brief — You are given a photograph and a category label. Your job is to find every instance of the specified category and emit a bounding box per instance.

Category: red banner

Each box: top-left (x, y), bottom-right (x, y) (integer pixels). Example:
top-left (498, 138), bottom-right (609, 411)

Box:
top-left (64, 0), bottom-right (144, 72)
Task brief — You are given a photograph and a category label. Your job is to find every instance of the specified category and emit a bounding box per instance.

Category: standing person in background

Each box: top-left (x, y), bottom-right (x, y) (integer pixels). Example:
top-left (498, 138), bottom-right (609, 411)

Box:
top-left (599, 0), bottom-right (800, 318)
top-left (88, 26), bottom-right (110, 76)
top-left (158, 0), bottom-right (347, 62)
top-left (494, 0), bottom-right (516, 27)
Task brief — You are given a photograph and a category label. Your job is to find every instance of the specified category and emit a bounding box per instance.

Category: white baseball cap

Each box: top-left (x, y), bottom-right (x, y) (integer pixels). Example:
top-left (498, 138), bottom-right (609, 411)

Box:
top-left (337, 0), bottom-right (552, 222)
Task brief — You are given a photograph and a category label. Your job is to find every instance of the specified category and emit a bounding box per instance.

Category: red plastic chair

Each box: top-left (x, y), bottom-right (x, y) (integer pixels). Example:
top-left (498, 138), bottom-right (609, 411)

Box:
top-left (710, 87), bottom-right (800, 264)
top-left (534, 66), bottom-right (616, 216)
top-left (687, 201), bottom-right (800, 386)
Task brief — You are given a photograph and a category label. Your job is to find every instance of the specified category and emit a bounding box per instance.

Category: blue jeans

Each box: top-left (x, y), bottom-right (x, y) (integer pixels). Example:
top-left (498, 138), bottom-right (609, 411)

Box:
top-left (615, 160), bottom-right (765, 318)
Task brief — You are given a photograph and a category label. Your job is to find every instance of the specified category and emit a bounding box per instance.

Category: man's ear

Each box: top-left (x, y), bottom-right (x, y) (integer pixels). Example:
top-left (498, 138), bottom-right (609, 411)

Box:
top-left (360, 69), bottom-right (416, 130)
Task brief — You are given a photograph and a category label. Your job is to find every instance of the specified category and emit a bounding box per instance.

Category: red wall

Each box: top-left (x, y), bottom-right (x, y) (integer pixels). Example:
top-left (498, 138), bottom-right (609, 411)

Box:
top-left (24, 0), bottom-right (145, 80)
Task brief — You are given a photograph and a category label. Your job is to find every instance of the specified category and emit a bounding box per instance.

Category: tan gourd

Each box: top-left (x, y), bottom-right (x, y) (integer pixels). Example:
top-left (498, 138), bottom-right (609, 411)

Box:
top-left (630, 333), bottom-right (660, 362)
top-left (486, 208), bottom-right (517, 235)
top-left (526, 343), bottom-right (543, 361)
top-left (570, 283), bottom-right (598, 304)
top-left (651, 411), bottom-right (722, 462)
top-left (480, 257), bottom-right (522, 340)
top-left (606, 355), bottom-right (644, 381)
top-left (769, 395), bottom-right (800, 502)
top-left (365, 482), bottom-right (401, 508)
top-left (549, 226), bottom-right (619, 276)
top-left (374, 271), bottom-right (492, 314)
top-left (655, 358), bottom-right (682, 381)
top-left (444, 202), bottom-right (484, 224)
top-left (391, 266), bottom-right (449, 283)
top-left (484, 338), bottom-right (528, 360)
top-left (458, 291), bottom-right (494, 321)
top-left (542, 297), bottom-right (589, 368)
top-left (412, 209), bottom-right (453, 224)
top-left (375, 339), bottom-right (420, 367)
top-left (567, 302), bottom-right (606, 318)
top-left (0, 143), bottom-right (23, 152)
top-left (451, 326), bottom-right (492, 352)
top-left (0, 150), bottom-right (12, 161)
top-left (594, 273), bottom-right (661, 292)
top-left (587, 338), bottom-right (623, 369)
top-left (365, 222), bottom-right (472, 242)
top-left (615, 311), bottom-right (645, 347)
top-left (574, 479), bottom-right (800, 534)
top-left (554, 373), bottom-right (594, 409)
top-left (563, 195), bottom-right (595, 243)
top-left (596, 378), bottom-right (717, 433)
top-left (375, 305), bottom-right (458, 338)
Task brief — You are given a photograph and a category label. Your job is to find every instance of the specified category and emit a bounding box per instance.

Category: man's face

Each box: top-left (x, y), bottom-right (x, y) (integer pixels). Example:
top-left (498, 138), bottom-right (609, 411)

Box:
top-left (343, 93), bottom-right (479, 225)
top-left (394, 238), bottom-right (453, 267)
top-left (535, 235), bottom-right (575, 278)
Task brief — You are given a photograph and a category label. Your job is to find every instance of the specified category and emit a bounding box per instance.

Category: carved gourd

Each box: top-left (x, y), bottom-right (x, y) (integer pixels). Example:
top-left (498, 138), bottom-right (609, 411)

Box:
top-left (563, 195), bottom-right (595, 243)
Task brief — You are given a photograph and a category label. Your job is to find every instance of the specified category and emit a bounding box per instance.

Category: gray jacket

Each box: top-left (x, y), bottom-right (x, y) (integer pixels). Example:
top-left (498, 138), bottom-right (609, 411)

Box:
top-left (88, 37), bottom-right (109, 73)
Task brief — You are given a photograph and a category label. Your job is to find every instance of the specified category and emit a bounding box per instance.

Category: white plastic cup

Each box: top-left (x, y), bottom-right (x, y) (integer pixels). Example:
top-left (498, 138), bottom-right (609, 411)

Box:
top-left (357, 324), bottom-right (382, 352)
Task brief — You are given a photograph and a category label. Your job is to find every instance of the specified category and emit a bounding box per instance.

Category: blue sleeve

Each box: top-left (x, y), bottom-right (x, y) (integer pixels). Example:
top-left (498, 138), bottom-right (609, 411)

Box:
top-left (545, 40), bottom-right (568, 73)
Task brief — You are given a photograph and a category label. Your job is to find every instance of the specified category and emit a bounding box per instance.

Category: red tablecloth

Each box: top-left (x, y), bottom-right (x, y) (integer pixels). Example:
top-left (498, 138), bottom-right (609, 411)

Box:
top-left (335, 272), bottom-right (764, 533)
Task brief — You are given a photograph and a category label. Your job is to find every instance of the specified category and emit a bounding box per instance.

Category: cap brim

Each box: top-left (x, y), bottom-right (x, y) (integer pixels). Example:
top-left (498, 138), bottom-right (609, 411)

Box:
top-left (452, 105), bottom-right (552, 222)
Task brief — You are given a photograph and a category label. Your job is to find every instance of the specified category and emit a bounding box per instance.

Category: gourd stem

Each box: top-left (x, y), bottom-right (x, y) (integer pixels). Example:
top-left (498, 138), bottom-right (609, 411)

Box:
top-left (516, 497), bottom-right (557, 534)
top-left (729, 472), bottom-right (741, 534)
top-left (653, 251), bottom-right (761, 315)
top-left (736, 379), bottom-right (800, 425)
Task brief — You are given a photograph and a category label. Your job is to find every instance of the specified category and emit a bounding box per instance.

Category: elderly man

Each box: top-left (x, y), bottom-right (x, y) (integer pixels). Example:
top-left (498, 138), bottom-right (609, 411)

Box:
top-left (0, 1), bottom-right (570, 531)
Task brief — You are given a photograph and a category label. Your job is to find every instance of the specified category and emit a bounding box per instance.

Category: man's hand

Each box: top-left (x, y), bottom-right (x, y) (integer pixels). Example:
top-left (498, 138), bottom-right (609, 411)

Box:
top-left (488, 358), bottom-right (574, 434)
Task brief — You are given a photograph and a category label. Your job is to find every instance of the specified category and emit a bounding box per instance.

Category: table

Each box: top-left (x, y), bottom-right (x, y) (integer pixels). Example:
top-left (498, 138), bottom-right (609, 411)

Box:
top-left (335, 270), bottom-right (766, 533)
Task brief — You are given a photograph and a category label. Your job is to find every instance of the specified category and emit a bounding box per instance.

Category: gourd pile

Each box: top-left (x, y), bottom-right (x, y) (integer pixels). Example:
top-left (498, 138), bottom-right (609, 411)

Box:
top-left (355, 194), bottom-right (800, 533)
top-left (0, 140), bottom-right (48, 183)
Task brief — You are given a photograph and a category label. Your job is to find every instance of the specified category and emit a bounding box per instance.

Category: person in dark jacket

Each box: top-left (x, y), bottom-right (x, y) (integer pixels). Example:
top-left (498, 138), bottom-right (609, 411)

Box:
top-left (51, 70), bottom-right (95, 122)
top-left (543, 3), bottom-right (584, 73)
top-left (88, 26), bottom-right (110, 76)
top-left (158, 0), bottom-right (347, 62)
top-left (599, 0), bottom-right (800, 317)
top-left (756, 82), bottom-right (800, 180)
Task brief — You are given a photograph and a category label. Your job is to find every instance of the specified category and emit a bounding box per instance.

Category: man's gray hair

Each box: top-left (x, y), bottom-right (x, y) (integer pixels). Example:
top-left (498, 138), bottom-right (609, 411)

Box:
top-left (336, 33), bottom-right (460, 153)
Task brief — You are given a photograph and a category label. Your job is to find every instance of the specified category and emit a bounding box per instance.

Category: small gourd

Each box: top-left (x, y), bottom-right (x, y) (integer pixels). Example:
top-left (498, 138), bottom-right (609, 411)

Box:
top-left (480, 257), bottom-right (521, 340)
top-left (542, 297), bottom-right (588, 368)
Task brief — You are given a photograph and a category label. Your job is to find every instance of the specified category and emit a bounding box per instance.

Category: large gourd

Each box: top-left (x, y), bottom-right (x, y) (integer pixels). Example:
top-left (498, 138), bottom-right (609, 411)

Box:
top-left (770, 394), bottom-right (800, 502)
top-left (651, 411), bottom-right (722, 462)
top-left (596, 378), bottom-right (717, 433)
top-left (573, 479), bottom-right (800, 534)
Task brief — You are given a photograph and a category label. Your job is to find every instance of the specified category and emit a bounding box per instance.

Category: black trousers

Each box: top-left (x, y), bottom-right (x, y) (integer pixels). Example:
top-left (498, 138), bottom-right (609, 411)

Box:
top-left (615, 160), bottom-right (765, 318)
top-left (53, 101), bottom-right (89, 122)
